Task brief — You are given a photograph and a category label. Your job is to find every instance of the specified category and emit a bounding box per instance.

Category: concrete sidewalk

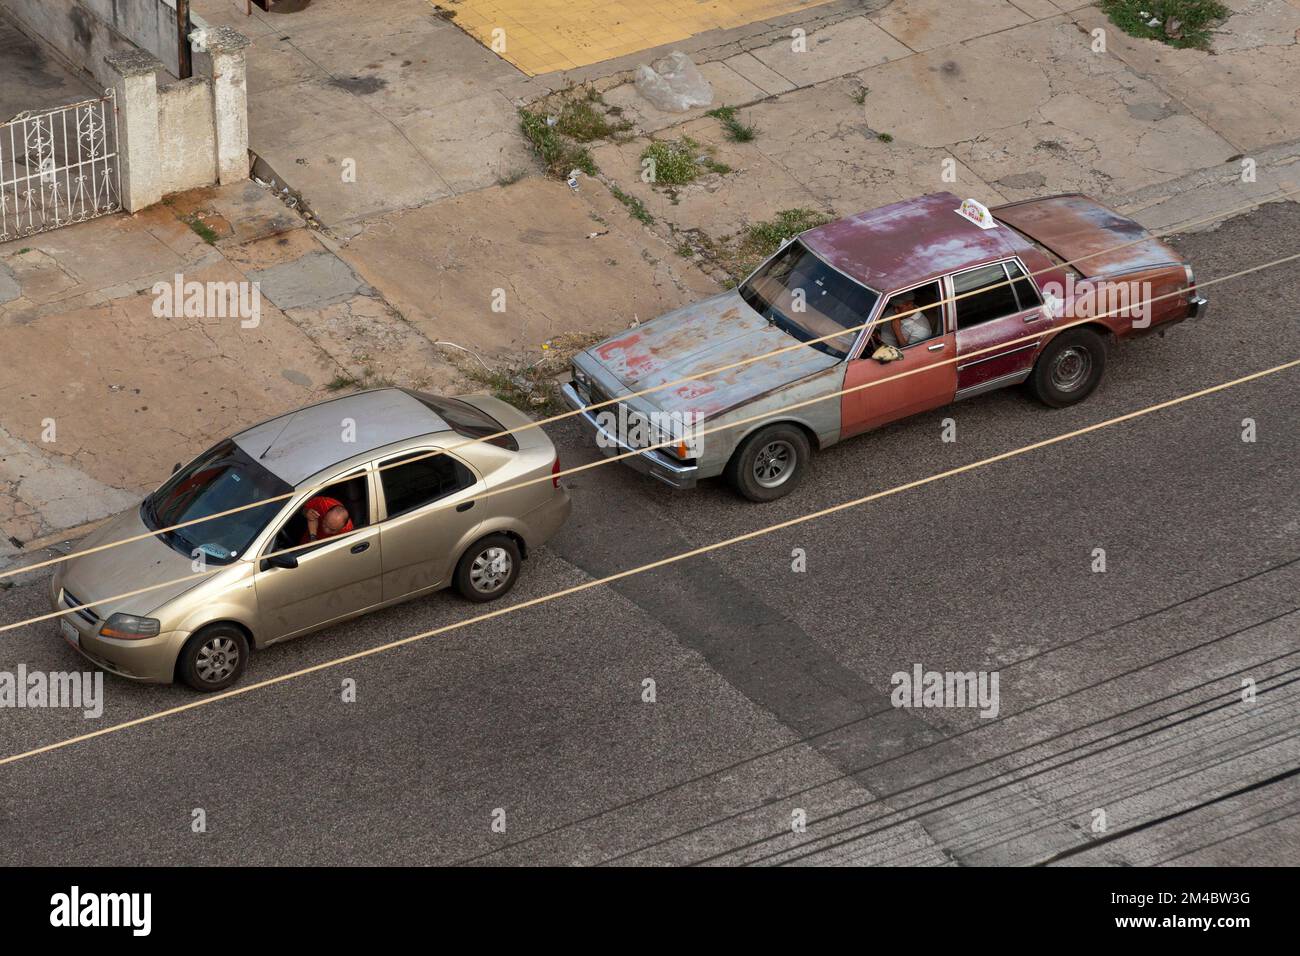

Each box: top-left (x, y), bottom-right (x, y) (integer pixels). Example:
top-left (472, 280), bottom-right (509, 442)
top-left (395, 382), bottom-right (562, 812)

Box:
top-left (196, 0), bottom-right (1298, 240)
top-left (193, 0), bottom-right (534, 229)
top-left (584, 0), bottom-right (1300, 268)
top-left (192, 0), bottom-right (881, 230)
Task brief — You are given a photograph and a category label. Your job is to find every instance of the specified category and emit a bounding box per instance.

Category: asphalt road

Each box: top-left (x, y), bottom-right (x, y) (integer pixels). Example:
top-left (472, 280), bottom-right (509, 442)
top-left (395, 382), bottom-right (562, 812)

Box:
top-left (0, 203), bottom-right (1297, 866)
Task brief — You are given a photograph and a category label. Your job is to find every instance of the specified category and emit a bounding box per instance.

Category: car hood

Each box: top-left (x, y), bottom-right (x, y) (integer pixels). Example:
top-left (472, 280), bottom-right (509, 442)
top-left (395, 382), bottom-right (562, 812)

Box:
top-left (580, 291), bottom-right (840, 417)
top-left (56, 507), bottom-right (209, 619)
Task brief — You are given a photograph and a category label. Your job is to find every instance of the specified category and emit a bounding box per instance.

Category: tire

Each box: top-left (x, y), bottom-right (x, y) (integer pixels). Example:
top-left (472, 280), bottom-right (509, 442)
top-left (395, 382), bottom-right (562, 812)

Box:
top-left (454, 533), bottom-right (522, 603)
top-left (1030, 328), bottom-right (1107, 408)
top-left (725, 423), bottom-right (811, 502)
top-left (178, 624), bottom-right (249, 692)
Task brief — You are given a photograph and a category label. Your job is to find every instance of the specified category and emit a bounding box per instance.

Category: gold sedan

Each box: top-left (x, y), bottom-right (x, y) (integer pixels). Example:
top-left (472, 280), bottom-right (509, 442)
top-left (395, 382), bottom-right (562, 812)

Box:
top-left (49, 389), bottom-right (570, 692)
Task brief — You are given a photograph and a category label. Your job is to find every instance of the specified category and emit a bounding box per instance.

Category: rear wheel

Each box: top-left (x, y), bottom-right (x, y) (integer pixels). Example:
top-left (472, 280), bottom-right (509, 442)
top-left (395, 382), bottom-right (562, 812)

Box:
top-left (178, 624), bottom-right (249, 692)
top-left (1030, 328), bottom-right (1107, 408)
top-left (725, 424), bottom-right (811, 502)
top-left (454, 534), bottom-right (521, 603)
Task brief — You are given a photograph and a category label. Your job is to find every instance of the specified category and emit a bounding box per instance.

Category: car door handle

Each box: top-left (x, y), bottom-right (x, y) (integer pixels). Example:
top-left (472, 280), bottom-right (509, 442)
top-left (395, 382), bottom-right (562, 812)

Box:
top-left (927, 342), bottom-right (945, 351)
top-left (350, 541), bottom-right (370, 554)
top-left (456, 500), bottom-right (475, 512)
top-left (1024, 311), bottom-right (1045, 322)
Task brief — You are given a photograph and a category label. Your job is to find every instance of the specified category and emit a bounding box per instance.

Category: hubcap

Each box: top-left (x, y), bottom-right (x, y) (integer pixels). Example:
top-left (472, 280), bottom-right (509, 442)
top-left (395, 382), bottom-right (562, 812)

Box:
top-left (1051, 346), bottom-right (1091, 392)
top-left (753, 439), bottom-right (796, 489)
top-left (196, 636), bottom-right (239, 683)
top-left (470, 547), bottom-right (512, 593)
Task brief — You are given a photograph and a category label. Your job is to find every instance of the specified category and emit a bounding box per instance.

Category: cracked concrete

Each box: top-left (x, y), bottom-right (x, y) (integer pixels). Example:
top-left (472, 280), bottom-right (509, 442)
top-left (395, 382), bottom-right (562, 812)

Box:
top-left (586, 3), bottom-right (1284, 251)
top-left (247, 250), bottom-right (372, 311)
top-left (336, 177), bottom-right (719, 361)
top-left (0, 422), bottom-right (138, 552)
top-left (1072, 0), bottom-right (1300, 152)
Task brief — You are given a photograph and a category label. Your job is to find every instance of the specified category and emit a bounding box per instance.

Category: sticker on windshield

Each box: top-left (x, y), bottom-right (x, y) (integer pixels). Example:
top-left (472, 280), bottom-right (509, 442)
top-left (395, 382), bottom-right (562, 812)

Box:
top-left (196, 543), bottom-right (231, 560)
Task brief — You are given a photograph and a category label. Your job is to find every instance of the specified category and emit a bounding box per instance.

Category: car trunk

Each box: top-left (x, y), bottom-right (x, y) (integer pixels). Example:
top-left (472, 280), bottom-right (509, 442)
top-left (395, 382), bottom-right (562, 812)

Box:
top-left (993, 194), bottom-right (1182, 278)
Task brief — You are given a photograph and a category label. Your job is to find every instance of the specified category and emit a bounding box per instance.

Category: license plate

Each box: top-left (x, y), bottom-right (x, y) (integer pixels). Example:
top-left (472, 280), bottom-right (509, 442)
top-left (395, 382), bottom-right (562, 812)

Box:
top-left (60, 618), bottom-right (79, 648)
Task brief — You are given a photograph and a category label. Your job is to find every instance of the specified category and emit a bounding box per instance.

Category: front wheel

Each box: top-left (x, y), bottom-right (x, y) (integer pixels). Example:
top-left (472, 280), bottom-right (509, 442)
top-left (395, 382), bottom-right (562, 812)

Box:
top-left (178, 624), bottom-right (249, 692)
top-left (1030, 328), bottom-right (1107, 408)
top-left (725, 424), bottom-right (811, 502)
top-left (454, 534), bottom-right (521, 603)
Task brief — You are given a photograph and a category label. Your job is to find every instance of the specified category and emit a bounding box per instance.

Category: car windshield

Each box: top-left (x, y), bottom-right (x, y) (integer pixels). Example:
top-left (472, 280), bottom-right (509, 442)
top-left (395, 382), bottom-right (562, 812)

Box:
top-left (142, 439), bottom-right (291, 565)
top-left (739, 241), bottom-right (879, 359)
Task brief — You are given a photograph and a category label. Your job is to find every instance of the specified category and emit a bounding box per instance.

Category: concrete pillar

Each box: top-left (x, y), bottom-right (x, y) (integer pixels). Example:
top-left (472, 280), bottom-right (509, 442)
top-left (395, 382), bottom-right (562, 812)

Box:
top-left (203, 26), bottom-right (252, 185)
top-left (104, 49), bottom-right (164, 213)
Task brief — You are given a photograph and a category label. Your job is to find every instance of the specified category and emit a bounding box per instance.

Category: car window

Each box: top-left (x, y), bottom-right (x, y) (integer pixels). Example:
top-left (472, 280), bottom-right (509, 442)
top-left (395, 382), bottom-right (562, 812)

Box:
top-left (1006, 260), bottom-right (1042, 310)
top-left (271, 472), bottom-right (370, 553)
top-left (870, 281), bottom-right (944, 351)
top-left (952, 263), bottom-right (1022, 329)
top-left (379, 450), bottom-right (475, 518)
top-left (407, 392), bottom-right (519, 451)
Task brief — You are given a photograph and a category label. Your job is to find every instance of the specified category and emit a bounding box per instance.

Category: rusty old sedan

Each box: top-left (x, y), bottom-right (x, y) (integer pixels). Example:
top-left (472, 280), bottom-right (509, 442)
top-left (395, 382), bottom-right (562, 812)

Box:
top-left (562, 192), bottom-right (1205, 501)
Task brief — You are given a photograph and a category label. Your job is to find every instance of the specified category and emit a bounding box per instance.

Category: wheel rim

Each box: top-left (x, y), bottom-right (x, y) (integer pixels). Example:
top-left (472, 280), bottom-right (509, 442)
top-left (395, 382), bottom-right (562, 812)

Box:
top-left (195, 636), bottom-right (239, 683)
top-left (470, 546), bottom-right (512, 593)
top-left (1051, 346), bottom-right (1092, 392)
top-left (753, 439), bottom-right (796, 489)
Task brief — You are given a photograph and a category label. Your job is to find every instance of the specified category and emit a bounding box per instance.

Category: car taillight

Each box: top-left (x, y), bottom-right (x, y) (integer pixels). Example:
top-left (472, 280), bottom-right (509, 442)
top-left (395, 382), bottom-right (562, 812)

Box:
top-left (551, 456), bottom-right (561, 488)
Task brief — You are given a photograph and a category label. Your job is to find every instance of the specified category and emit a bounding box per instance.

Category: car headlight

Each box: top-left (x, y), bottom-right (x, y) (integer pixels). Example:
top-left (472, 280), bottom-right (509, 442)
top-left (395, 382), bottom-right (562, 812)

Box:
top-left (99, 613), bottom-right (161, 640)
top-left (571, 366), bottom-right (592, 403)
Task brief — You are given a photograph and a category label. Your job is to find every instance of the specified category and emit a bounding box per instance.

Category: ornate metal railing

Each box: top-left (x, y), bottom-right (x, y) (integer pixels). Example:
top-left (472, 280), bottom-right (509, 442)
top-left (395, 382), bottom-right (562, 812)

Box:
top-left (0, 90), bottom-right (121, 241)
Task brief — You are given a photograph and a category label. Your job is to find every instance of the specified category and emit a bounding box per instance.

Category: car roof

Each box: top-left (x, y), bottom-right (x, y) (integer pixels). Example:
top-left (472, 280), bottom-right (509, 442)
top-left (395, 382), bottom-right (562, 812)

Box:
top-left (800, 192), bottom-right (1026, 292)
top-left (233, 388), bottom-right (447, 485)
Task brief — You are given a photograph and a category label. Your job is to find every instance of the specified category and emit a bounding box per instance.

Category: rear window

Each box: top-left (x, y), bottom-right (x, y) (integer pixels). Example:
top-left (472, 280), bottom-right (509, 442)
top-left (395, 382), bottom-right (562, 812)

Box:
top-left (996, 219), bottom-right (1076, 275)
top-left (407, 391), bottom-right (518, 451)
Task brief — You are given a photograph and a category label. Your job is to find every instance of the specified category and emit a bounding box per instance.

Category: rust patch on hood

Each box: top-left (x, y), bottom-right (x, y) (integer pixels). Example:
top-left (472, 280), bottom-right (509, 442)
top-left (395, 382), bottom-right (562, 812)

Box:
top-left (585, 291), bottom-right (839, 418)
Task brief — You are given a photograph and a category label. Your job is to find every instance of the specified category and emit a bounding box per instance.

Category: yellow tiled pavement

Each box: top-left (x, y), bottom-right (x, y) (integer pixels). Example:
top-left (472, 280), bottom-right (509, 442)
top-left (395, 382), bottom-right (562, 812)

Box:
top-left (441, 0), bottom-right (837, 75)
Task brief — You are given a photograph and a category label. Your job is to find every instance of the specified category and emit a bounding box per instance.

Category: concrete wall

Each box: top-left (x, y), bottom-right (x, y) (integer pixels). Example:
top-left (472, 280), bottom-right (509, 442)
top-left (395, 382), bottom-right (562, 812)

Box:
top-left (103, 28), bottom-right (251, 212)
top-left (2, 1), bottom-right (248, 214)
top-left (0, 0), bottom-right (211, 88)
top-left (157, 77), bottom-right (216, 194)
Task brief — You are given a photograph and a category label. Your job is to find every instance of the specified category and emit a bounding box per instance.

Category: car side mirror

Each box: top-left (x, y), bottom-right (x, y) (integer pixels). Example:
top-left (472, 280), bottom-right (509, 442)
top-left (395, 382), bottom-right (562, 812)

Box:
top-left (172, 462), bottom-right (182, 474)
top-left (260, 553), bottom-right (299, 572)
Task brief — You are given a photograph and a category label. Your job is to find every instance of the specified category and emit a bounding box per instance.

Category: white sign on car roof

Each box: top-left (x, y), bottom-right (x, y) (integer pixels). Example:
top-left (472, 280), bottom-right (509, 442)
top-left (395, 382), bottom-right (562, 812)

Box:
top-left (955, 198), bottom-right (998, 230)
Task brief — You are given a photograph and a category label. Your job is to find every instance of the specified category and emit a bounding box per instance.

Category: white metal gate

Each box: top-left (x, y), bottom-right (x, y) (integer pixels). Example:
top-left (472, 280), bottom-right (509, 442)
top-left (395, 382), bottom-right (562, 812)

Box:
top-left (0, 90), bottom-right (121, 241)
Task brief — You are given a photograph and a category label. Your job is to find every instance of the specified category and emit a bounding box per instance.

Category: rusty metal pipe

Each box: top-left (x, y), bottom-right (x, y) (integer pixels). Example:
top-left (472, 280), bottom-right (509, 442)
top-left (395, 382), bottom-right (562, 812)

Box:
top-left (176, 0), bottom-right (193, 79)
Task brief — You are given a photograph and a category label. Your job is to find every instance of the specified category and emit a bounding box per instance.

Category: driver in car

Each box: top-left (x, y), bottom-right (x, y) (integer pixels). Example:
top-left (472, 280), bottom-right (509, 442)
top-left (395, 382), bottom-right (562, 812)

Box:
top-left (877, 293), bottom-right (934, 349)
top-left (301, 495), bottom-right (353, 544)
